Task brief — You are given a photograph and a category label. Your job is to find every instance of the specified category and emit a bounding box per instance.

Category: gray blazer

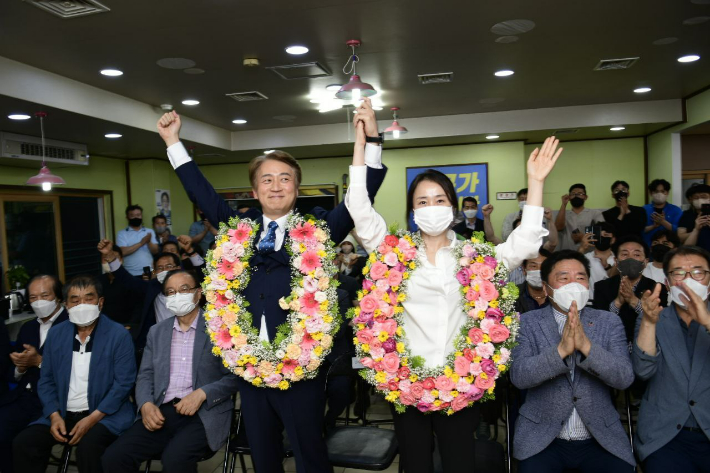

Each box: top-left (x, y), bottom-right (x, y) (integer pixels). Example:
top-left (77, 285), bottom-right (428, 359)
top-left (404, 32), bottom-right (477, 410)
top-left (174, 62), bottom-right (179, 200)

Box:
top-left (632, 303), bottom-right (710, 461)
top-left (135, 311), bottom-right (239, 451)
top-left (510, 306), bottom-right (635, 466)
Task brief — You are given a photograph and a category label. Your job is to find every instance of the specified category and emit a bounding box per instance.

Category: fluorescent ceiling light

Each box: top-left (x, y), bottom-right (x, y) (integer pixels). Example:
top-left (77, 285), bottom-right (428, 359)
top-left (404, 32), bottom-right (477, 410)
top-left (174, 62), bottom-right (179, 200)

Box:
top-left (100, 69), bottom-right (123, 77)
top-left (285, 45), bottom-right (309, 55)
top-left (264, 150), bottom-right (276, 154)
top-left (610, 126), bottom-right (626, 131)
top-left (486, 135), bottom-right (500, 140)
top-left (8, 114), bottom-right (30, 120)
top-left (494, 70), bottom-right (514, 77)
top-left (105, 133), bottom-right (122, 138)
top-left (181, 99), bottom-right (200, 106)
top-left (678, 54), bottom-right (700, 63)
top-left (634, 87), bottom-right (652, 93)
top-left (232, 119), bottom-right (247, 124)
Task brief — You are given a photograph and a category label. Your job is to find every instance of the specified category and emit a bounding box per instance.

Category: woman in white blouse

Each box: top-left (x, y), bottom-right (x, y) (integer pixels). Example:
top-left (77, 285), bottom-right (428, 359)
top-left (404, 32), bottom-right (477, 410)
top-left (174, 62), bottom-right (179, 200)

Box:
top-left (345, 103), bottom-right (562, 473)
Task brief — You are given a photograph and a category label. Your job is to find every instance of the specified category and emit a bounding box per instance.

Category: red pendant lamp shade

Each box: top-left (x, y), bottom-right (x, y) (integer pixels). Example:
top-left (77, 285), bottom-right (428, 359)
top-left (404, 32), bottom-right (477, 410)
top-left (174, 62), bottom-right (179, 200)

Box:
top-left (25, 112), bottom-right (65, 191)
top-left (336, 40), bottom-right (377, 101)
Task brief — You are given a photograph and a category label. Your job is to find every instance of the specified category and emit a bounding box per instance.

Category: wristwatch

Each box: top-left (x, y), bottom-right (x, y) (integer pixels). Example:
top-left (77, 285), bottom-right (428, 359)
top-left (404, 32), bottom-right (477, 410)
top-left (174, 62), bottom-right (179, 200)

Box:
top-left (365, 133), bottom-right (385, 144)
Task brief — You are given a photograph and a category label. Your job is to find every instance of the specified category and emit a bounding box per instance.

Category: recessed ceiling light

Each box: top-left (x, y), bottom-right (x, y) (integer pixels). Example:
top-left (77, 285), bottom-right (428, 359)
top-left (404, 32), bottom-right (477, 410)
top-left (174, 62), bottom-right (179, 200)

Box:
top-left (610, 126), bottom-right (626, 131)
top-left (494, 70), bottom-right (514, 77)
top-left (326, 84), bottom-right (342, 92)
top-left (181, 99), bottom-right (200, 106)
top-left (373, 106), bottom-right (383, 111)
top-left (232, 119), bottom-right (247, 124)
top-left (105, 133), bottom-right (122, 138)
top-left (100, 69), bottom-right (123, 77)
top-left (678, 54), bottom-right (700, 63)
top-left (486, 134), bottom-right (500, 140)
top-left (285, 45), bottom-right (309, 55)
top-left (634, 87), bottom-right (652, 93)
top-left (264, 150), bottom-right (276, 154)
top-left (8, 114), bottom-right (30, 120)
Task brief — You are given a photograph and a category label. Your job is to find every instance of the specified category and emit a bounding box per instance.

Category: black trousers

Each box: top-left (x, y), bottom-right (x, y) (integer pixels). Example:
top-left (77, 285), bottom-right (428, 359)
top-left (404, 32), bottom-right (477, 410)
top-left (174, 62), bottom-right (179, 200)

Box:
top-left (643, 429), bottom-right (710, 473)
top-left (392, 404), bottom-right (480, 473)
top-left (0, 390), bottom-right (43, 473)
top-left (517, 438), bottom-right (634, 473)
top-left (13, 411), bottom-right (117, 473)
top-left (102, 403), bottom-right (211, 473)
top-left (237, 374), bottom-right (332, 473)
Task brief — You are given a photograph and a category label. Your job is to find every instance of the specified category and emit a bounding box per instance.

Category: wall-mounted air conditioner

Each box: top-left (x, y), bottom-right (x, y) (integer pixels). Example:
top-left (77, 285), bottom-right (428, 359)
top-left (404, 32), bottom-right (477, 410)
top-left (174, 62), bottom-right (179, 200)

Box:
top-left (0, 132), bottom-right (89, 168)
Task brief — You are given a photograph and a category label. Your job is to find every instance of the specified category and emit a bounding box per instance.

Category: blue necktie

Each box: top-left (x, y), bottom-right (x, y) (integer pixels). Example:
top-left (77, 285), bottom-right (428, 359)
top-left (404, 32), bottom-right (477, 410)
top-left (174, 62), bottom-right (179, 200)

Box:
top-left (257, 221), bottom-right (278, 254)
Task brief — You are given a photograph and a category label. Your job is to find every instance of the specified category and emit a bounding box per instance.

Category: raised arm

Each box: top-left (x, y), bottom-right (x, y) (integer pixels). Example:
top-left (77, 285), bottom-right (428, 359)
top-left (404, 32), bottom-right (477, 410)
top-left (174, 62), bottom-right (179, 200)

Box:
top-left (481, 204), bottom-right (502, 245)
top-left (157, 112), bottom-right (237, 227)
top-left (345, 119), bottom-right (388, 254)
top-left (494, 137), bottom-right (561, 269)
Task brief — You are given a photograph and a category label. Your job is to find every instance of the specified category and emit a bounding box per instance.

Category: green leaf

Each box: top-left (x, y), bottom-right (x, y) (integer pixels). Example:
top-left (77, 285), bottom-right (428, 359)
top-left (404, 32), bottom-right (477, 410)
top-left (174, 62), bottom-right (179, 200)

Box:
top-left (410, 356), bottom-right (425, 369)
top-left (273, 322), bottom-right (291, 346)
top-left (394, 404), bottom-right (406, 414)
top-left (471, 231), bottom-right (486, 242)
top-left (387, 222), bottom-right (402, 235)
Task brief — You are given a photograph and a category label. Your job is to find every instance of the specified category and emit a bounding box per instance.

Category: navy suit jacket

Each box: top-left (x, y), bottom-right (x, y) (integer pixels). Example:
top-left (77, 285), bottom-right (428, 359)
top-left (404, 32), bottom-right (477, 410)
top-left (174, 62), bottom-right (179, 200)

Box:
top-left (1, 308), bottom-right (69, 404)
top-left (107, 264), bottom-right (163, 349)
top-left (174, 160), bottom-right (387, 340)
top-left (33, 315), bottom-right (137, 436)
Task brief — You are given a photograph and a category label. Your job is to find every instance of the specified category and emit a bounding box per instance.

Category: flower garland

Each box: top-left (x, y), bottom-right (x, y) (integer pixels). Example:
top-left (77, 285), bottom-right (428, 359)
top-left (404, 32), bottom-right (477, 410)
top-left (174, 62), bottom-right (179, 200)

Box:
top-left (349, 230), bottom-right (520, 414)
top-left (202, 212), bottom-right (341, 390)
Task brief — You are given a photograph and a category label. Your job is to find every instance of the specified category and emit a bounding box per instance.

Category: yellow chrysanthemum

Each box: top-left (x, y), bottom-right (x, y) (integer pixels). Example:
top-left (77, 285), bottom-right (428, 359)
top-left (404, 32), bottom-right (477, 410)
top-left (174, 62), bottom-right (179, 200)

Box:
top-left (212, 346), bottom-right (222, 356)
top-left (473, 356), bottom-right (482, 363)
top-left (294, 366), bottom-right (304, 376)
top-left (409, 374), bottom-right (418, 382)
top-left (483, 334), bottom-right (491, 343)
top-left (279, 380), bottom-right (289, 390)
top-left (503, 316), bottom-right (512, 326)
top-left (385, 391), bottom-right (400, 402)
top-left (489, 300), bottom-right (499, 308)
top-left (323, 315), bottom-right (333, 324)
top-left (498, 365), bottom-right (507, 372)
top-left (374, 372), bottom-right (387, 383)
top-left (252, 377), bottom-right (263, 386)
top-left (451, 390), bottom-right (459, 398)
top-left (396, 327), bottom-right (403, 336)
top-left (361, 344), bottom-right (370, 353)
top-left (314, 346), bottom-right (323, 356)
top-left (492, 354), bottom-right (501, 363)
top-left (369, 253), bottom-right (377, 263)
top-left (431, 389), bottom-right (439, 397)
top-left (229, 325), bottom-right (241, 337)
top-left (312, 332), bottom-right (324, 340)
top-left (396, 343), bottom-right (405, 353)
top-left (434, 400), bottom-right (442, 407)
top-left (443, 366), bottom-right (453, 377)
top-left (378, 331), bottom-right (389, 342)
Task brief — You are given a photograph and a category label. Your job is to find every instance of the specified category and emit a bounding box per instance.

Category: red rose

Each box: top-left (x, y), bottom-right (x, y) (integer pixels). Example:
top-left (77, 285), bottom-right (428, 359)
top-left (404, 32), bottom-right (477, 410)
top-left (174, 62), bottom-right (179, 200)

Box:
top-left (385, 235), bottom-right (399, 247)
top-left (463, 348), bottom-right (474, 361)
top-left (388, 379), bottom-right (399, 391)
top-left (398, 366), bottom-right (411, 379)
top-left (422, 377), bottom-right (436, 390)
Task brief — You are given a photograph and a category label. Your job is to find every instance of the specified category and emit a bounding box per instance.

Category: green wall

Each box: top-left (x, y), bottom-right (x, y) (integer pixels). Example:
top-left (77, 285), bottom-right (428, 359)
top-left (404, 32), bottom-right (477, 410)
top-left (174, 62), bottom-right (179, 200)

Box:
top-left (0, 155), bottom-right (127, 236)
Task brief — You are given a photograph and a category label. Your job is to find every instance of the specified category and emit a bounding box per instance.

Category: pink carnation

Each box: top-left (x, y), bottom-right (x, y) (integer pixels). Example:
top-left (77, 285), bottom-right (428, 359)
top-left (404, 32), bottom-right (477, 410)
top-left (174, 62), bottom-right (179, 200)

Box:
top-left (303, 277), bottom-right (318, 293)
top-left (476, 342), bottom-right (495, 359)
top-left (480, 317), bottom-right (496, 334)
top-left (384, 252), bottom-right (399, 267)
top-left (208, 317), bottom-right (223, 332)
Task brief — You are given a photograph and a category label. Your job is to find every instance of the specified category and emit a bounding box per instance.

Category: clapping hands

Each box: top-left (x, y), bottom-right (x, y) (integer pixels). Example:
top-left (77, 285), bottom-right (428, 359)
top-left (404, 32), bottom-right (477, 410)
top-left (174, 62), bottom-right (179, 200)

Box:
top-left (558, 301), bottom-right (591, 358)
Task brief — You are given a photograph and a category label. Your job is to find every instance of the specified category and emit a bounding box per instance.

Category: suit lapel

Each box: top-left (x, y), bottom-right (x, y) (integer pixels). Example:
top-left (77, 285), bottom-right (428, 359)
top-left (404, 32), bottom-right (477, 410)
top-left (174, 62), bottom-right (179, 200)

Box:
top-left (88, 316), bottom-right (109, 406)
top-left (192, 312), bottom-right (208, 388)
top-left (659, 307), bottom-right (691, 380)
top-left (689, 301), bottom-right (710, 393)
top-left (157, 318), bottom-right (174, 396)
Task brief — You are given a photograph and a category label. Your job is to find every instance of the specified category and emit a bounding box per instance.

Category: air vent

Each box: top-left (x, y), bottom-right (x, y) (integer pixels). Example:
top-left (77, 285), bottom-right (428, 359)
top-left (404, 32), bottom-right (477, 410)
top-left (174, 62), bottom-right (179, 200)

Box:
top-left (225, 91), bottom-right (269, 102)
top-left (27, 0), bottom-right (110, 18)
top-left (593, 57), bottom-right (639, 71)
top-left (552, 129), bottom-right (579, 135)
top-left (418, 72), bottom-right (454, 85)
top-left (266, 62), bottom-right (332, 80)
top-left (1, 132), bottom-right (88, 167)
top-left (20, 142), bottom-right (76, 160)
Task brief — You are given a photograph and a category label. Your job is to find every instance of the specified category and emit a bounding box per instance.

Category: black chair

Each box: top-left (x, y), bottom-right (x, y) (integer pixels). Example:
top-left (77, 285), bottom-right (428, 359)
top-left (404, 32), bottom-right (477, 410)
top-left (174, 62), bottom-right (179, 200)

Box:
top-left (58, 444), bottom-right (72, 473)
top-left (324, 353), bottom-right (401, 471)
top-left (143, 450), bottom-right (216, 473)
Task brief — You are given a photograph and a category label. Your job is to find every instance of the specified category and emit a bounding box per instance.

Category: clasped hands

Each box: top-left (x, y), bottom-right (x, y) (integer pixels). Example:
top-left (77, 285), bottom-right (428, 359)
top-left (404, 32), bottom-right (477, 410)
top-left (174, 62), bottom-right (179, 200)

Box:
top-left (557, 301), bottom-right (592, 359)
top-left (614, 276), bottom-right (639, 309)
top-left (9, 344), bottom-right (42, 373)
top-left (141, 389), bottom-right (207, 431)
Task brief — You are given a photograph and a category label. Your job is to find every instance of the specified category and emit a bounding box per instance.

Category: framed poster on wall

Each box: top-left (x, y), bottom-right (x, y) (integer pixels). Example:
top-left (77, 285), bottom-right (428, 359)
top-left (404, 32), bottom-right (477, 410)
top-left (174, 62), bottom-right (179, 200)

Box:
top-left (405, 163), bottom-right (489, 231)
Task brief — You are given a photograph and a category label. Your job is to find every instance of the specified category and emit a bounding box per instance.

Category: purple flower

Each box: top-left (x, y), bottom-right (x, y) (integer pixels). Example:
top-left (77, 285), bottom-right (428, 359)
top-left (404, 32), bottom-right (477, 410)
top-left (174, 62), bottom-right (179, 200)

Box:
top-left (480, 359), bottom-right (497, 377)
top-left (353, 312), bottom-right (374, 325)
top-left (416, 402), bottom-right (433, 413)
top-left (467, 387), bottom-right (485, 401)
top-left (382, 338), bottom-right (396, 353)
top-left (456, 268), bottom-right (472, 286)
top-left (484, 256), bottom-right (497, 269)
top-left (486, 307), bottom-right (504, 322)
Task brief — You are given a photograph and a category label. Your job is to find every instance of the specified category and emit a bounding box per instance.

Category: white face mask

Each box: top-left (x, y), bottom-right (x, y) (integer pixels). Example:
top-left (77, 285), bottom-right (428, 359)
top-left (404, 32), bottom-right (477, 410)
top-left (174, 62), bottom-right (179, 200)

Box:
top-left (525, 270), bottom-right (543, 288)
top-left (693, 198), bottom-right (710, 210)
top-left (549, 282), bottom-right (590, 312)
top-left (518, 200), bottom-right (527, 211)
top-left (31, 299), bottom-right (58, 319)
top-left (463, 209), bottom-right (478, 219)
top-left (341, 245), bottom-right (353, 254)
top-left (413, 206), bottom-right (454, 236)
top-left (156, 271), bottom-right (169, 284)
top-left (101, 262), bottom-right (111, 274)
top-left (651, 193), bottom-right (667, 205)
top-left (68, 303), bottom-right (100, 327)
top-left (669, 279), bottom-right (709, 309)
top-left (165, 292), bottom-right (198, 317)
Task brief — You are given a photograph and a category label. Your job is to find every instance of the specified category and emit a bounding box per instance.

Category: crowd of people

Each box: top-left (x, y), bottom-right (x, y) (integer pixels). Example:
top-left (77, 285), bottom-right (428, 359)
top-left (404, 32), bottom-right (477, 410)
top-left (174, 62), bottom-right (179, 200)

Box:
top-left (0, 98), bottom-right (708, 473)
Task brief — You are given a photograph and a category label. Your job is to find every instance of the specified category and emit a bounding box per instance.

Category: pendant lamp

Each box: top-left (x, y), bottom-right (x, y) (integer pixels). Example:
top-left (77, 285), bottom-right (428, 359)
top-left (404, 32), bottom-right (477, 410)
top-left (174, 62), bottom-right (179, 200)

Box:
top-left (25, 112), bottom-right (65, 191)
top-left (335, 40), bottom-right (377, 103)
top-left (384, 107), bottom-right (408, 139)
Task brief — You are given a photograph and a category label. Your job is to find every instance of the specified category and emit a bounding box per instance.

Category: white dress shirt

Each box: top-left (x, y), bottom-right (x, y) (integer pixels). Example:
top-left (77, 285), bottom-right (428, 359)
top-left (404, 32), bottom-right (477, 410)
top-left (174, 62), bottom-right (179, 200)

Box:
top-left (67, 333), bottom-right (92, 412)
top-left (166, 141), bottom-right (384, 342)
top-left (642, 264), bottom-right (665, 284)
top-left (345, 165), bottom-right (547, 368)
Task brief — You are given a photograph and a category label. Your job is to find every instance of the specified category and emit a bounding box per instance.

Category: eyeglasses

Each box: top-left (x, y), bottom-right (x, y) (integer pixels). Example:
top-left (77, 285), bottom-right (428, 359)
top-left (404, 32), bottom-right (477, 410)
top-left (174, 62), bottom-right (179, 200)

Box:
top-left (164, 286), bottom-right (198, 297)
top-left (668, 269), bottom-right (710, 282)
top-left (155, 264), bottom-right (179, 272)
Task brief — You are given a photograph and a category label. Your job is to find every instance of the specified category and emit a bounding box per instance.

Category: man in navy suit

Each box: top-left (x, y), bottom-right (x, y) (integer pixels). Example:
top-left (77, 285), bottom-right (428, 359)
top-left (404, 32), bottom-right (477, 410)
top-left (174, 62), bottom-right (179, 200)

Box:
top-left (13, 275), bottom-right (136, 473)
top-left (102, 268), bottom-right (239, 472)
top-left (0, 274), bottom-right (68, 473)
top-left (156, 98), bottom-right (387, 473)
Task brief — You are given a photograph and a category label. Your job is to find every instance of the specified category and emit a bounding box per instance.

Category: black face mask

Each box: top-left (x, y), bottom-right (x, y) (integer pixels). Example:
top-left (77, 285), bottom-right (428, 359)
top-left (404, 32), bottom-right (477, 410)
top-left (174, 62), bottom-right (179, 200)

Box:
top-left (617, 258), bottom-right (645, 279)
top-left (570, 197), bottom-right (585, 208)
top-left (614, 191), bottom-right (629, 201)
top-left (128, 217), bottom-right (142, 227)
top-left (651, 244), bottom-right (671, 263)
top-left (595, 236), bottom-right (612, 251)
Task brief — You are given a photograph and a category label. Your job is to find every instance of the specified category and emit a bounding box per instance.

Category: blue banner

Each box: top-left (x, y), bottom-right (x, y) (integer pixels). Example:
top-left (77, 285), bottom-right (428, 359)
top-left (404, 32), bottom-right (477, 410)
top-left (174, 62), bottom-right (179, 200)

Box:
top-left (406, 163), bottom-right (489, 230)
